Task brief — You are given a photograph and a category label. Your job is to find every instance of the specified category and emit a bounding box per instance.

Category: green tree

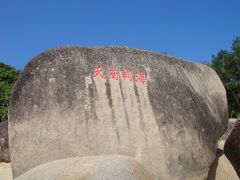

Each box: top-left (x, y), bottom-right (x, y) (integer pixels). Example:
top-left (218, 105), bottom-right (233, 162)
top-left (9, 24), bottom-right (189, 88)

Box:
top-left (210, 37), bottom-right (240, 118)
top-left (0, 62), bottom-right (20, 122)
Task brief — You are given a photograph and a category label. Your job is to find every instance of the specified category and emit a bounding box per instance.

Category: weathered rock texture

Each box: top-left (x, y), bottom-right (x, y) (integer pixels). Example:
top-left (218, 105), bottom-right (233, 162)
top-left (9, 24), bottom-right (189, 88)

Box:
top-left (15, 155), bottom-right (154, 180)
top-left (218, 118), bottom-right (237, 148)
top-left (207, 119), bottom-right (239, 180)
top-left (0, 121), bottom-right (10, 162)
top-left (224, 119), bottom-right (240, 178)
top-left (207, 149), bottom-right (239, 180)
top-left (9, 46), bottom-right (228, 179)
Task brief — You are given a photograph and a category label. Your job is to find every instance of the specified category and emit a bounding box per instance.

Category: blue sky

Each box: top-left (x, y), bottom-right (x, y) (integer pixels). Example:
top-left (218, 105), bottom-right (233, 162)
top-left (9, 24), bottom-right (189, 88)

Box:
top-left (0, 0), bottom-right (239, 70)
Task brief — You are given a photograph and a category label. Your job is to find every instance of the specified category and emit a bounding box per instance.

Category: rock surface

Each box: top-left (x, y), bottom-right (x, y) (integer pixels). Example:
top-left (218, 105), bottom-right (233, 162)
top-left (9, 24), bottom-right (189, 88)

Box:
top-left (0, 121), bottom-right (10, 162)
top-left (218, 118), bottom-right (237, 148)
top-left (224, 119), bottom-right (240, 178)
top-left (9, 46), bottom-right (228, 179)
top-left (14, 155), bottom-right (154, 180)
top-left (207, 149), bottom-right (239, 180)
top-left (207, 119), bottom-right (239, 180)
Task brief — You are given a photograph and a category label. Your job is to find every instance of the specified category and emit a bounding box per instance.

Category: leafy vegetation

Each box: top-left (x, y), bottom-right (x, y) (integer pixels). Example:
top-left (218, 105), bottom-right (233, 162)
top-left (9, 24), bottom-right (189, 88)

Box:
top-left (209, 37), bottom-right (240, 118)
top-left (0, 62), bottom-right (20, 122)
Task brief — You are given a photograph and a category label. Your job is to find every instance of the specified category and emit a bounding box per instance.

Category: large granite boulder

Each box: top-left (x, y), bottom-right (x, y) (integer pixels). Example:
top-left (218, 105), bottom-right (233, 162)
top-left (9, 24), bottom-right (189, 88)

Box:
top-left (224, 119), bottom-right (240, 178)
top-left (0, 121), bottom-right (10, 162)
top-left (9, 46), bottom-right (228, 179)
top-left (15, 155), bottom-right (154, 180)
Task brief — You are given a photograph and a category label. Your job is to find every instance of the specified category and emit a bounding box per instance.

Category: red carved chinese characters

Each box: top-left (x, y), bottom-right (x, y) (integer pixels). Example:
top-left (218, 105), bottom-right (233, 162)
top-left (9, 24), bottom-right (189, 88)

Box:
top-left (93, 66), bottom-right (105, 79)
top-left (121, 69), bottom-right (133, 82)
top-left (135, 72), bottom-right (147, 85)
top-left (108, 67), bottom-right (119, 80)
top-left (92, 65), bottom-right (147, 85)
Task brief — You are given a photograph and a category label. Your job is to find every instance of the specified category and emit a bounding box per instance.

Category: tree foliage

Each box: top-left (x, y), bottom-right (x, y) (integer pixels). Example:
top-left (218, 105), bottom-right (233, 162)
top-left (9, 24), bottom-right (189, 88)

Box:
top-left (210, 37), bottom-right (240, 118)
top-left (0, 62), bottom-right (20, 122)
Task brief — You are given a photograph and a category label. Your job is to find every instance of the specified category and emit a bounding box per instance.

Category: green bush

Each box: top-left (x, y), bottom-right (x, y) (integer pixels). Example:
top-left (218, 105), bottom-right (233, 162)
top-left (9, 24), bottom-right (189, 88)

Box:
top-left (0, 62), bottom-right (20, 122)
top-left (209, 37), bottom-right (240, 118)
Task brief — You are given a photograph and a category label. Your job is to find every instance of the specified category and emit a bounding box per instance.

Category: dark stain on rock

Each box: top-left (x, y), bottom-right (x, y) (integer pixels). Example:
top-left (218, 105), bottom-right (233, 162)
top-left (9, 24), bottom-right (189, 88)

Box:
top-left (133, 82), bottom-right (145, 129)
top-left (105, 79), bottom-right (113, 108)
top-left (84, 110), bottom-right (89, 135)
top-left (119, 78), bottom-right (130, 129)
top-left (88, 77), bottom-right (98, 121)
top-left (116, 129), bottom-right (121, 144)
top-left (119, 78), bottom-right (125, 100)
top-left (105, 79), bottom-right (116, 127)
